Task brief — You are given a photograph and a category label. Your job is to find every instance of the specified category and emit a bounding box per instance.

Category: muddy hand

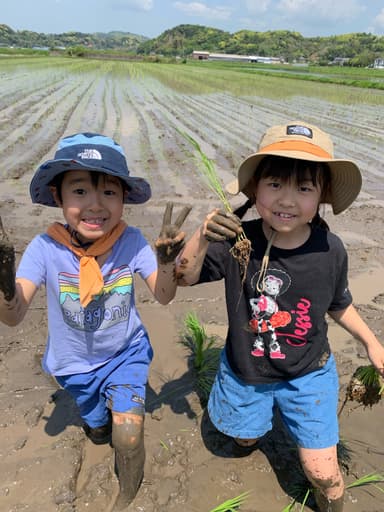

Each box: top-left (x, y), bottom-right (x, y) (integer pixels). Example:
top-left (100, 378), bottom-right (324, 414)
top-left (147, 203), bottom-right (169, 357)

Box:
top-left (205, 209), bottom-right (242, 242)
top-left (0, 216), bottom-right (16, 302)
top-left (155, 202), bottom-right (192, 264)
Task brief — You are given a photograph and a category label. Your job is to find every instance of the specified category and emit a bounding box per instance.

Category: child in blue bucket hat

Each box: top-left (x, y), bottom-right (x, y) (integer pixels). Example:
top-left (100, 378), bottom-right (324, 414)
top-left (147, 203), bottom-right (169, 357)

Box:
top-left (0, 132), bottom-right (191, 510)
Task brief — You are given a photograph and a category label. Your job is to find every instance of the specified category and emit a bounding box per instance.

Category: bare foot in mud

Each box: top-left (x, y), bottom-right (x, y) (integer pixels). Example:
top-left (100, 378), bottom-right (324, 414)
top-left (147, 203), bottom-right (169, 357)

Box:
top-left (0, 216), bottom-right (16, 301)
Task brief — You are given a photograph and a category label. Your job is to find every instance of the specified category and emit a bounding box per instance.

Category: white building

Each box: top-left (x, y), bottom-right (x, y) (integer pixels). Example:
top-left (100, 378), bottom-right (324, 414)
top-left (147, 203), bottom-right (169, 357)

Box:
top-left (192, 50), bottom-right (282, 64)
top-left (373, 58), bottom-right (384, 69)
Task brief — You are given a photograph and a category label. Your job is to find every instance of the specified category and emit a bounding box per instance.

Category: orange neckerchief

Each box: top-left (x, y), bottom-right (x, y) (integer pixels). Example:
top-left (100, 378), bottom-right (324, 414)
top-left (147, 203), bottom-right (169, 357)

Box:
top-left (46, 220), bottom-right (127, 308)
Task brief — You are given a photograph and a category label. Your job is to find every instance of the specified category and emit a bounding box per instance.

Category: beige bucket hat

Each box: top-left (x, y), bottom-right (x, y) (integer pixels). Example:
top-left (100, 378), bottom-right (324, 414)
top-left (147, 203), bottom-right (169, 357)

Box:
top-left (226, 121), bottom-right (362, 214)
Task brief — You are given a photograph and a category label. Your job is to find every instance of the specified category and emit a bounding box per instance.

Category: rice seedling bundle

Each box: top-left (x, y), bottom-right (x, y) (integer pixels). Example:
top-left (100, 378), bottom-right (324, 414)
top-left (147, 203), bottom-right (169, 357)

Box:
top-left (345, 365), bottom-right (383, 407)
top-left (178, 129), bottom-right (251, 282)
top-left (338, 364), bottom-right (383, 416)
top-left (181, 311), bottom-right (221, 402)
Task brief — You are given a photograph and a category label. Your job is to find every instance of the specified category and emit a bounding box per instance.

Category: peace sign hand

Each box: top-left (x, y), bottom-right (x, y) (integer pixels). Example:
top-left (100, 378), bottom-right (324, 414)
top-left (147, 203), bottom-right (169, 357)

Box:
top-left (155, 202), bottom-right (192, 264)
top-left (0, 216), bottom-right (16, 302)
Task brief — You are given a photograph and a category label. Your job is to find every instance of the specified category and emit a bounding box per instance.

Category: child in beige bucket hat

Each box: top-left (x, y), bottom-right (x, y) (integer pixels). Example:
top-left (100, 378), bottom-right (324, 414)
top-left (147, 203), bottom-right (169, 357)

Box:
top-left (176, 120), bottom-right (384, 512)
top-left (226, 120), bottom-right (362, 215)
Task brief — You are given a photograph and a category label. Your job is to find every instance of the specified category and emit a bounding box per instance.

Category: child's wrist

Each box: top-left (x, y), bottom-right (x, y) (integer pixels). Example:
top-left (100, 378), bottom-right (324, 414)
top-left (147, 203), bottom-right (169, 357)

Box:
top-left (157, 260), bottom-right (176, 268)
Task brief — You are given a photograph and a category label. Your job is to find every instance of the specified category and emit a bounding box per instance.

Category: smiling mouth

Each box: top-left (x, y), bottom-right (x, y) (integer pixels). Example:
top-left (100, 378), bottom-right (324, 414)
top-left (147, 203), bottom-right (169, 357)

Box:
top-left (82, 218), bottom-right (106, 227)
top-left (274, 212), bottom-right (296, 219)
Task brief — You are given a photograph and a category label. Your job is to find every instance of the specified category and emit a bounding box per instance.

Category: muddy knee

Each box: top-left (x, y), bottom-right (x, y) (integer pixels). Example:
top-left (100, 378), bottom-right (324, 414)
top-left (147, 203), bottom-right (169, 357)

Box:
top-left (112, 412), bottom-right (144, 453)
top-left (312, 474), bottom-right (343, 492)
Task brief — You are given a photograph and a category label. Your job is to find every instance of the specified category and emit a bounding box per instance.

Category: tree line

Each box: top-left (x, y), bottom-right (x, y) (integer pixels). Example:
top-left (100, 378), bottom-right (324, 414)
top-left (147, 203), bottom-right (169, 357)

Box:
top-left (1, 23), bottom-right (383, 66)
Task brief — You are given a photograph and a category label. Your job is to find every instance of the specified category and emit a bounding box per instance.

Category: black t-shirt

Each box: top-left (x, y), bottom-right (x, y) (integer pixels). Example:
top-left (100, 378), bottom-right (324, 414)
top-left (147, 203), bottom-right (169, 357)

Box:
top-left (198, 219), bottom-right (352, 384)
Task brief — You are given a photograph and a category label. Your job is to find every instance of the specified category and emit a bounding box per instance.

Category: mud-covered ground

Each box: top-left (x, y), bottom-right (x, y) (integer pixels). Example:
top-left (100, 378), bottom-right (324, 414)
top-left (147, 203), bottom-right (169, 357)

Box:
top-left (0, 62), bottom-right (383, 511)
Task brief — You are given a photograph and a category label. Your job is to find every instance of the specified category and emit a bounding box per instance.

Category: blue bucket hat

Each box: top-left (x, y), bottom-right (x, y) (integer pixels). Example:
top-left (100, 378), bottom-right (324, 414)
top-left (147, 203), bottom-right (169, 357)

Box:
top-left (30, 132), bottom-right (151, 206)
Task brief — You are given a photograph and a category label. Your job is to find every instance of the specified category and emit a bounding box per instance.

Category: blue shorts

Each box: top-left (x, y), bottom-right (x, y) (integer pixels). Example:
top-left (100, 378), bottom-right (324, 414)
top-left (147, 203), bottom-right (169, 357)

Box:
top-left (55, 336), bottom-right (153, 428)
top-left (208, 350), bottom-right (339, 449)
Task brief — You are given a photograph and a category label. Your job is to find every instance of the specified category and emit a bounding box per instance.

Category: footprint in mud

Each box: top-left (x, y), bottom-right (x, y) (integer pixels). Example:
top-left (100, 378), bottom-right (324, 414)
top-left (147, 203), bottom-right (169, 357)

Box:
top-left (373, 293), bottom-right (384, 306)
top-left (75, 443), bottom-right (117, 512)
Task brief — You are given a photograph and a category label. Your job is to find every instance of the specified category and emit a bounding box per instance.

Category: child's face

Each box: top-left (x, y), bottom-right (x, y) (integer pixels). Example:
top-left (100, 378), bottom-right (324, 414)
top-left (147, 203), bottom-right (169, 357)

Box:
top-left (52, 170), bottom-right (125, 243)
top-left (255, 172), bottom-right (322, 236)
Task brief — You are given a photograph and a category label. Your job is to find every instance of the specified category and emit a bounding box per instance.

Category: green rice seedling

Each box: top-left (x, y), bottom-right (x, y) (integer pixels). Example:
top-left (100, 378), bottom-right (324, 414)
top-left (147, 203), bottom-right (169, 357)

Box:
top-left (281, 501), bottom-right (295, 512)
top-left (159, 439), bottom-right (169, 450)
top-left (181, 311), bottom-right (222, 403)
top-left (178, 129), bottom-right (232, 212)
top-left (209, 491), bottom-right (251, 511)
top-left (177, 129), bottom-right (251, 283)
top-left (280, 472), bottom-right (384, 511)
top-left (346, 472), bottom-right (384, 492)
top-left (138, 61), bottom-right (384, 105)
top-left (281, 488), bottom-right (311, 511)
top-left (182, 311), bottom-right (216, 369)
top-left (281, 440), bottom-right (352, 511)
top-left (282, 480), bottom-right (314, 511)
top-left (339, 364), bottom-right (384, 416)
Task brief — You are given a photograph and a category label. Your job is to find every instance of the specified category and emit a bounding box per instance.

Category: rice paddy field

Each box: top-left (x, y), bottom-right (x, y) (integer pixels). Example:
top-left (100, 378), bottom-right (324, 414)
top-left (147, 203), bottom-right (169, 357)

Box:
top-left (0, 55), bottom-right (383, 512)
top-left (1, 56), bottom-right (384, 198)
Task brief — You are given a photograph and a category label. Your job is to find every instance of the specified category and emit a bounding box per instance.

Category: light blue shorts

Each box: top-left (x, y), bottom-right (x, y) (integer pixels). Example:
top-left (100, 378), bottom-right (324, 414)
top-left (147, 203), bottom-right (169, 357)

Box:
top-left (55, 336), bottom-right (153, 428)
top-left (208, 350), bottom-right (339, 449)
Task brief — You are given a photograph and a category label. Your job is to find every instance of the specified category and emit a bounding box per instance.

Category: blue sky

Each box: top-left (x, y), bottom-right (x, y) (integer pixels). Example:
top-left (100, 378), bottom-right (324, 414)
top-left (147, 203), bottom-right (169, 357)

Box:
top-left (2, 0), bottom-right (384, 38)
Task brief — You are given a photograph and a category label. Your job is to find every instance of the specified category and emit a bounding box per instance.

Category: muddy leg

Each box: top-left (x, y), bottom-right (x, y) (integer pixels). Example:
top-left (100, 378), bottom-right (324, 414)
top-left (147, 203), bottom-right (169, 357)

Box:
top-left (111, 412), bottom-right (145, 511)
top-left (299, 446), bottom-right (344, 512)
top-left (314, 490), bottom-right (344, 512)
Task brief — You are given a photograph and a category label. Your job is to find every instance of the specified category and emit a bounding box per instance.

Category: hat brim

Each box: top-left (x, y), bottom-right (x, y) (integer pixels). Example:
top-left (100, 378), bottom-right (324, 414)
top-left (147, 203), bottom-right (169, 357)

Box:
top-left (30, 159), bottom-right (151, 207)
top-left (226, 150), bottom-right (362, 215)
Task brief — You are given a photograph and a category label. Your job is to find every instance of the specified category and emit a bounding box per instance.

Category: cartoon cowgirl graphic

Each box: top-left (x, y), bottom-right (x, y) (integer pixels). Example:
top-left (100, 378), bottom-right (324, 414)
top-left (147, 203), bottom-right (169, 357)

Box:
top-left (249, 271), bottom-right (291, 359)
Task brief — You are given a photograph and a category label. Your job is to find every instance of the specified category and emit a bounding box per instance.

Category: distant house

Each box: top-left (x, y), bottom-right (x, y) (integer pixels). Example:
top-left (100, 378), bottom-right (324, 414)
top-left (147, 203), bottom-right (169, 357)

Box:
top-left (292, 57), bottom-right (308, 66)
top-left (249, 56), bottom-right (281, 64)
top-left (208, 52), bottom-right (250, 62)
top-left (373, 58), bottom-right (384, 69)
top-left (329, 57), bottom-right (350, 66)
top-left (192, 50), bottom-right (210, 60)
top-left (192, 50), bottom-right (282, 64)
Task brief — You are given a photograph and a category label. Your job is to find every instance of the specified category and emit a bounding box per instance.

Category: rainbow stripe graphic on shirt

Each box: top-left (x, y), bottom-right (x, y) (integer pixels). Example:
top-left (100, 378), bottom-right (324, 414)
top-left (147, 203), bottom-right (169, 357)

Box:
top-left (58, 266), bottom-right (132, 304)
top-left (58, 265), bottom-right (133, 331)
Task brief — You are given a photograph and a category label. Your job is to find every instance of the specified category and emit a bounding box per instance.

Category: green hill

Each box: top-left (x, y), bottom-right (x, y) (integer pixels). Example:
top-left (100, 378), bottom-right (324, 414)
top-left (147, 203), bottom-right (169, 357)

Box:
top-left (0, 24), bottom-right (148, 51)
top-left (1, 23), bottom-right (383, 66)
top-left (136, 24), bottom-right (384, 66)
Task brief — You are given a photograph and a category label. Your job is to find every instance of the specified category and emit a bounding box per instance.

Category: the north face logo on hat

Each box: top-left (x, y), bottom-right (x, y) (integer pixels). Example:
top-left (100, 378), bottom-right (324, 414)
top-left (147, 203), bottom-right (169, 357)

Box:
top-left (286, 125), bottom-right (313, 138)
top-left (77, 149), bottom-right (102, 160)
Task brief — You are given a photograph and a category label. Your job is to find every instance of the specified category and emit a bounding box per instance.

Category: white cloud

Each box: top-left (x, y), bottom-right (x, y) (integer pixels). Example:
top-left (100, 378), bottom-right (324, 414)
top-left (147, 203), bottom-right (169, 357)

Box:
top-left (373, 8), bottom-right (384, 32)
top-left (245, 0), bottom-right (272, 14)
top-left (277, 0), bottom-right (365, 22)
top-left (111, 0), bottom-right (154, 12)
top-left (173, 2), bottom-right (232, 21)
